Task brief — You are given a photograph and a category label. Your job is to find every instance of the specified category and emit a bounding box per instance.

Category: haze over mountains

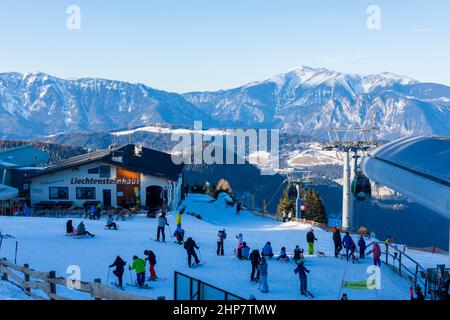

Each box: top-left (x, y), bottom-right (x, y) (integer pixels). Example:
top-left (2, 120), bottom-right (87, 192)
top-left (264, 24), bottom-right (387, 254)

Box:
top-left (1, 66), bottom-right (450, 140)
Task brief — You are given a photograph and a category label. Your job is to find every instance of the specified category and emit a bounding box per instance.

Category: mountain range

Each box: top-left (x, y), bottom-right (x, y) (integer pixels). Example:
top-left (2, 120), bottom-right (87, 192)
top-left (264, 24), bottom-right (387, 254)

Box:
top-left (1, 66), bottom-right (450, 140)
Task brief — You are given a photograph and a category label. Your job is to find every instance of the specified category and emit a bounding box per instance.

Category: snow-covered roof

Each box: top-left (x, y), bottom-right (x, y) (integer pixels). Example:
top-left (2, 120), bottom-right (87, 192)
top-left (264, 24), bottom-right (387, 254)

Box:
top-left (368, 136), bottom-right (450, 184)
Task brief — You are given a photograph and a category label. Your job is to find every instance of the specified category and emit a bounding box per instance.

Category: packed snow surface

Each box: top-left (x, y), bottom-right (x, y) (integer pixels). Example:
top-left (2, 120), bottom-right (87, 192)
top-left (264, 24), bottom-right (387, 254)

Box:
top-left (0, 193), bottom-right (446, 300)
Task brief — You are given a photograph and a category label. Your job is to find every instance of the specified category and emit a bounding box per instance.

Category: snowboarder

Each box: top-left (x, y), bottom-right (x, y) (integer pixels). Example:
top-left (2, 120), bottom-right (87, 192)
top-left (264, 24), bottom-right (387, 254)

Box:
top-left (342, 232), bottom-right (355, 261)
top-left (332, 227), bottom-right (343, 258)
top-left (235, 202), bottom-right (242, 215)
top-left (306, 228), bottom-right (317, 255)
top-left (184, 237), bottom-right (200, 267)
top-left (259, 257), bottom-right (269, 293)
top-left (294, 260), bottom-right (310, 296)
top-left (109, 256), bottom-right (126, 288)
top-left (276, 246), bottom-right (289, 261)
top-left (66, 219), bottom-right (74, 234)
top-left (173, 226), bottom-right (185, 244)
top-left (129, 255), bottom-right (146, 287)
top-left (249, 249), bottom-right (261, 282)
top-left (144, 249), bottom-right (157, 281)
top-left (369, 241), bottom-right (381, 266)
top-left (105, 214), bottom-right (118, 230)
top-left (156, 211), bottom-right (169, 242)
top-left (76, 221), bottom-right (95, 237)
top-left (293, 245), bottom-right (304, 264)
top-left (358, 235), bottom-right (366, 259)
top-left (217, 229), bottom-right (227, 256)
top-left (175, 207), bottom-right (185, 228)
top-left (241, 242), bottom-right (250, 260)
top-left (261, 241), bottom-right (274, 259)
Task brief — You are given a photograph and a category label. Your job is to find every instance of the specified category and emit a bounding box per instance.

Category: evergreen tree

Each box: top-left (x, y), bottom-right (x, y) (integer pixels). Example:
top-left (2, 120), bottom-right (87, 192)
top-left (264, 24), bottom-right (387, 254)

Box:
top-left (302, 189), bottom-right (328, 224)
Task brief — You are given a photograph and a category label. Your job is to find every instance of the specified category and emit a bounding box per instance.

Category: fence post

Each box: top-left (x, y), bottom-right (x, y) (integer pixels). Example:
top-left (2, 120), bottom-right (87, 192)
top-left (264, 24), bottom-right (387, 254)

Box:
top-left (414, 265), bottom-right (419, 288)
top-left (14, 241), bottom-right (18, 264)
top-left (48, 271), bottom-right (56, 299)
top-left (24, 263), bottom-right (30, 294)
top-left (385, 244), bottom-right (389, 264)
top-left (1, 258), bottom-right (8, 281)
top-left (94, 278), bottom-right (102, 300)
top-left (398, 252), bottom-right (402, 275)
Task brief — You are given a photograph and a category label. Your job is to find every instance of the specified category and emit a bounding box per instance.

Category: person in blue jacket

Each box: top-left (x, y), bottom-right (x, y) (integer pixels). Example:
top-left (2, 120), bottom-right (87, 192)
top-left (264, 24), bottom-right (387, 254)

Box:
top-left (261, 242), bottom-right (274, 259)
top-left (294, 260), bottom-right (310, 296)
top-left (342, 232), bottom-right (356, 261)
top-left (358, 236), bottom-right (366, 259)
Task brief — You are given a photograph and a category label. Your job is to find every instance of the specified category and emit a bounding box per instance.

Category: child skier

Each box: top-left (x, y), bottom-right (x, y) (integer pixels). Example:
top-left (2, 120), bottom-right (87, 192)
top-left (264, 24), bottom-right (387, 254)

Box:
top-left (259, 257), bottom-right (269, 293)
top-left (217, 229), bottom-right (227, 256)
top-left (129, 255), bottom-right (146, 287)
top-left (294, 260), bottom-right (310, 296)
top-left (358, 236), bottom-right (366, 259)
top-left (173, 226), bottom-right (185, 244)
top-left (276, 246), bottom-right (289, 261)
top-left (235, 233), bottom-right (244, 258)
top-left (293, 245), bottom-right (304, 264)
top-left (369, 242), bottom-right (382, 266)
top-left (184, 237), bottom-right (200, 267)
top-left (175, 206), bottom-right (185, 228)
top-left (261, 241), bottom-right (274, 259)
top-left (241, 242), bottom-right (250, 260)
top-left (144, 249), bottom-right (157, 281)
top-left (109, 256), bottom-right (126, 288)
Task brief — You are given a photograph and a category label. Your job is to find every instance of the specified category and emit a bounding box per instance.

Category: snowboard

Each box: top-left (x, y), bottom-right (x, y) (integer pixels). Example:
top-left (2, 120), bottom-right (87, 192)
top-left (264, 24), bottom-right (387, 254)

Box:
top-left (149, 238), bottom-right (167, 243)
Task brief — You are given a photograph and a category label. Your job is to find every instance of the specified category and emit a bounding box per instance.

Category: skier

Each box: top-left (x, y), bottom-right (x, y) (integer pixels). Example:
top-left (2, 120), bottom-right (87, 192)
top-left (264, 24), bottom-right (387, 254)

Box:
top-left (144, 249), bottom-right (157, 281)
top-left (261, 241), bottom-right (274, 259)
top-left (259, 257), bottom-right (269, 293)
top-left (184, 237), bottom-right (200, 267)
top-left (293, 245), bottom-right (304, 264)
top-left (306, 228), bottom-right (317, 255)
top-left (129, 255), bottom-right (146, 287)
top-left (241, 242), bottom-right (250, 260)
top-left (105, 214), bottom-right (118, 230)
top-left (249, 249), bottom-right (261, 282)
top-left (175, 206), bottom-right (185, 228)
top-left (66, 219), bottom-right (74, 234)
top-left (217, 229), bottom-right (227, 256)
top-left (276, 246), bottom-right (289, 261)
top-left (173, 226), bottom-right (185, 244)
top-left (95, 203), bottom-right (102, 220)
top-left (342, 232), bottom-right (355, 261)
top-left (332, 227), bottom-right (343, 258)
top-left (358, 235), bottom-right (366, 259)
top-left (236, 202), bottom-right (242, 215)
top-left (235, 233), bottom-right (244, 257)
top-left (369, 241), bottom-right (381, 266)
top-left (76, 221), bottom-right (95, 237)
top-left (294, 260), bottom-right (310, 296)
top-left (89, 205), bottom-right (96, 220)
top-left (288, 209), bottom-right (293, 222)
top-left (109, 256), bottom-right (126, 288)
top-left (156, 211), bottom-right (169, 242)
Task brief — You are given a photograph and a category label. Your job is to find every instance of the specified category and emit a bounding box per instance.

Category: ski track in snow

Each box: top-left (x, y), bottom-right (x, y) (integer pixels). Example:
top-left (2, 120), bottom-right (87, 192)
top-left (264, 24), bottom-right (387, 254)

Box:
top-left (0, 193), bottom-right (446, 300)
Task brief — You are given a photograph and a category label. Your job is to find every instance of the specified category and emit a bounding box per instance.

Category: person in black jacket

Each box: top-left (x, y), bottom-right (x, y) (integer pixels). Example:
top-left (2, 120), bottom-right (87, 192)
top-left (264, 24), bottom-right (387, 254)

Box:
top-left (332, 227), bottom-right (343, 258)
top-left (184, 237), bottom-right (200, 267)
top-left (249, 249), bottom-right (261, 282)
top-left (144, 249), bottom-right (157, 280)
top-left (66, 220), bottom-right (74, 234)
top-left (109, 256), bottom-right (126, 288)
top-left (306, 229), bottom-right (318, 255)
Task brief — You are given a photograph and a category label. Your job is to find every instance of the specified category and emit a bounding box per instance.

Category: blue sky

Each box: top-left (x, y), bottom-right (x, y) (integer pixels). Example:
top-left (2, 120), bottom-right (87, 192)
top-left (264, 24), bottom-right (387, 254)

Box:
top-left (0, 0), bottom-right (449, 92)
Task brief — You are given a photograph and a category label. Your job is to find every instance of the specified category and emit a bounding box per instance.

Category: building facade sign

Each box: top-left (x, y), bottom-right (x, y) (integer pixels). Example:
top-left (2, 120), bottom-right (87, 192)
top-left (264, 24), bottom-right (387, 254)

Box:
top-left (70, 177), bottom-right (140, 185)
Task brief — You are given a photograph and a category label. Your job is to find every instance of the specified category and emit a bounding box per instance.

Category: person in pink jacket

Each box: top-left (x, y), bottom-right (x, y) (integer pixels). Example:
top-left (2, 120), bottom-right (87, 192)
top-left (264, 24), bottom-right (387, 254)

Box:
top-left (369, 242), bottom-right (381, 266)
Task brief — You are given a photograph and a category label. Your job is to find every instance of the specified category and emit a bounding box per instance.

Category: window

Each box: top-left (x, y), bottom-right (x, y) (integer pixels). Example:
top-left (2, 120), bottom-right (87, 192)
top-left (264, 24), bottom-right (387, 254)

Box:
top-left (99, 165), bottom-right (111, 178)
top-left (49, 187), bottom-right (69, 200)
top-left (76, 187), bottom-right (96, 200)
top-left (88, 167), bottom-right (99, 174)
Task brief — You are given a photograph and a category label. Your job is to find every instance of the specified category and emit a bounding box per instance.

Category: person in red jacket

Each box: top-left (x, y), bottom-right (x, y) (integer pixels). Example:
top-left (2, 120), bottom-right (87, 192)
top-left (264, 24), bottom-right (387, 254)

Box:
top-left (369, 242), bottom-right (381, 266)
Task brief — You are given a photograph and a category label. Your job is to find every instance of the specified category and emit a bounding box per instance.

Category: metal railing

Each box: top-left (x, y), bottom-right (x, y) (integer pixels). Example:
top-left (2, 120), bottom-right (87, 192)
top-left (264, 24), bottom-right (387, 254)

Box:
top-left (174, 271), bottom-right (244, 300)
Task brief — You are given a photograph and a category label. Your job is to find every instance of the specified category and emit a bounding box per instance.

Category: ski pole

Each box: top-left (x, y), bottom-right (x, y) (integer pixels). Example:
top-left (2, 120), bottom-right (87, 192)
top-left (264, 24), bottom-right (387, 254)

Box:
top-left (129, 269), bottom-right (133, 285)
top-left (198, 248), bottom-right (204, 263)
top-left (106, 267), bottom-right (111, 284)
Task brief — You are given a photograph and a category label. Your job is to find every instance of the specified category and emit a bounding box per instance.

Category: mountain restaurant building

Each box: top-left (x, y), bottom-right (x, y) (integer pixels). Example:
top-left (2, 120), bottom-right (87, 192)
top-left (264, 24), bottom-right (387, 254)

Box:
top-left (27, 144), bottom-right (184, 211)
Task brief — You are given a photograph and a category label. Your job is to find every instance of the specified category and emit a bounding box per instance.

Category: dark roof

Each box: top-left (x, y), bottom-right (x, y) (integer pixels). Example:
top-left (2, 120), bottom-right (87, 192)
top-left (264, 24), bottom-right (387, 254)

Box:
top-left (29, 144), bottom-right (184, 181)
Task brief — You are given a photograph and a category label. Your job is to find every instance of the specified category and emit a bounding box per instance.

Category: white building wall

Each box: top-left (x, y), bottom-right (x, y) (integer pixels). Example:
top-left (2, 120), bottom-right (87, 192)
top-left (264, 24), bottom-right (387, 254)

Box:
top-left (30, 162), bottom-right (118, 207)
